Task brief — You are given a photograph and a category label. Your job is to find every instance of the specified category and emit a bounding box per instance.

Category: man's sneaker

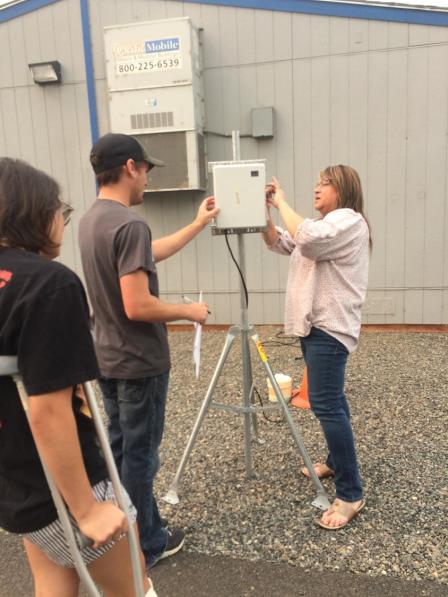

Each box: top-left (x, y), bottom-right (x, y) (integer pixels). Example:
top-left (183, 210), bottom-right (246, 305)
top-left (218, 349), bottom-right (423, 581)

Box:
top-left (159, 527), bottom-right (185, 561)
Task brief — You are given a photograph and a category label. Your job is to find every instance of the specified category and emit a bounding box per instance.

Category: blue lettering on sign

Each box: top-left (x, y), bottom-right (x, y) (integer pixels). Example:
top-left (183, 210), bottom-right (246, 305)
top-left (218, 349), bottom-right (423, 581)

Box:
top-left (145, 37), bottom-right (180, 54)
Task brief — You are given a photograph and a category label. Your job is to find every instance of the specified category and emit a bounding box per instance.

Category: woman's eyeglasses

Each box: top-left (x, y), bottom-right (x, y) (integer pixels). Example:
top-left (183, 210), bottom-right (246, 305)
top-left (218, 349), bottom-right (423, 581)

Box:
top-left (60, 202), bottom-right (74, 226)
top-left (316, 178), bottom-right (332, 187)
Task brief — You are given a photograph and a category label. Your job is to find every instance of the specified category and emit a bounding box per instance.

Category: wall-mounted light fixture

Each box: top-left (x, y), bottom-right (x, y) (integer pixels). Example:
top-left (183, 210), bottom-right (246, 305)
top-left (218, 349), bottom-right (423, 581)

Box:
top-left (28, 61), bottom-right (62, 85)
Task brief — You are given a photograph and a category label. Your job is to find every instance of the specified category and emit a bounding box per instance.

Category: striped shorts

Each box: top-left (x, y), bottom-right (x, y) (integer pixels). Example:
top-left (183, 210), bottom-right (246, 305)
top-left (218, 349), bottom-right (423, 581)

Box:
top-left (25, 480), bottom-right (137, 568)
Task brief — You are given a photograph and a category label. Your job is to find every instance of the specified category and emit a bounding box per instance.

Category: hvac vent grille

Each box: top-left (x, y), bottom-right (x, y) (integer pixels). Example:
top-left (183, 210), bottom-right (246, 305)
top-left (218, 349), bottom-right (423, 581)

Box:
top-left (130, 112), bottom-right (174, 130)
top-left (136, 132), bottom-right (188, 189)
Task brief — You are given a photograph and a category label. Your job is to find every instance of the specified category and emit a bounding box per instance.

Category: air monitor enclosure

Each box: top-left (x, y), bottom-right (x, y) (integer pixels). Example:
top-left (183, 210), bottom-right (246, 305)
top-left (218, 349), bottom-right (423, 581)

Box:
top-left (210, 160), bottom-right (267, 235)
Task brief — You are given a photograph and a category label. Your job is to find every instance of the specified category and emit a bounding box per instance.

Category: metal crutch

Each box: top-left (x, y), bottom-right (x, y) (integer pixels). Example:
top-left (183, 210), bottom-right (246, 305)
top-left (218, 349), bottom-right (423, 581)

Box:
top-left (0, 356), bottom-right (146, 597)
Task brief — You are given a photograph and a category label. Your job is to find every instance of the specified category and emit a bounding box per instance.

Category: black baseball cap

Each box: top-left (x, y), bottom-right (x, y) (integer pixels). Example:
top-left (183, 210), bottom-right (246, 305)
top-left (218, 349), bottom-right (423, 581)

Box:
top-left (90, 133), bottom-right (164, 174)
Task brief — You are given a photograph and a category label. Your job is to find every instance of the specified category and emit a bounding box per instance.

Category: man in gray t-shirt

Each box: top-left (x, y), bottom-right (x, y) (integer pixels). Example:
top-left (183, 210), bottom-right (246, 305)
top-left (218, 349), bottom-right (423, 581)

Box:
top-left (79, 133), bottom-right (218, 569)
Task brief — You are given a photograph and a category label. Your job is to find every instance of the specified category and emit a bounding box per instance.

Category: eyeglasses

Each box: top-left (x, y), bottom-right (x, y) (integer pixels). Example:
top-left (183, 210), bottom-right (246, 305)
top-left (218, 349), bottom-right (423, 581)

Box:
top-left (316, 178), bottom-right (332, 187)
top-left (60, 202), bottom-right (74, 226)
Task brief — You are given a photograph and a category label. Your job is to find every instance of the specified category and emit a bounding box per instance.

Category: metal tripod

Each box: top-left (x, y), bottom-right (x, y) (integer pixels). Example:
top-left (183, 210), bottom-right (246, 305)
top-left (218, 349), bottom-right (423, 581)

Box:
top-left (163, 132), bottom-right (331, 512)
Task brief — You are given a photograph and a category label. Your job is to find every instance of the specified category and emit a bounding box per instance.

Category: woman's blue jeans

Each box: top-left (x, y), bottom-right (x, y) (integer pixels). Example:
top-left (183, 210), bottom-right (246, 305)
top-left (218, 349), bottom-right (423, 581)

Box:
top-left (300, 327), bottom-right (363, 502)
top-left (99, 372), bottom-right (169, 567)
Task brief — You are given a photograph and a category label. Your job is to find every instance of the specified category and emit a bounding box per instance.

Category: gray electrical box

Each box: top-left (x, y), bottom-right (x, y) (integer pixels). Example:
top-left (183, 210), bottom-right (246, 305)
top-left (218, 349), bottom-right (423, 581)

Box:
top-left (212, 163), bottom-right (267, 234)
top-left (251, 107), bottom-right (274, 138)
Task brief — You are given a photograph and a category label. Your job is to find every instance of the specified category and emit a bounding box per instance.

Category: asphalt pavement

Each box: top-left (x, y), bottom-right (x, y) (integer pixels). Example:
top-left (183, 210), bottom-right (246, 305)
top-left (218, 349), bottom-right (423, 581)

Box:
top-left (1, 530), bottom-right (446, 597)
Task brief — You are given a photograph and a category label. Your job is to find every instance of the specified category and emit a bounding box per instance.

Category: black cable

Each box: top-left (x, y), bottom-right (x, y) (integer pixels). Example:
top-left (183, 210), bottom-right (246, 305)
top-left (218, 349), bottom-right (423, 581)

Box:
top-left (253, 385), bottom-right (284, 424)
top-left (224, 232), bottom-right (249, 309)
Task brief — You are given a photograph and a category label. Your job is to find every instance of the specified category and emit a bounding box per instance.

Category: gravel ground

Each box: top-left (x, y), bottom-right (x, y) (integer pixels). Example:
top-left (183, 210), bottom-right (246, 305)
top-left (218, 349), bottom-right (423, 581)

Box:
top-left (155, 328), bottom-right (448, 587)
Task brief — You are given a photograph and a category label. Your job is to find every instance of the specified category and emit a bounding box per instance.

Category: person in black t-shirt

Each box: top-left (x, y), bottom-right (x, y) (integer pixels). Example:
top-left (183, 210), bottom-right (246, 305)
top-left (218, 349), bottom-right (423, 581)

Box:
top-left (0, 158), bottom-right (156, 596)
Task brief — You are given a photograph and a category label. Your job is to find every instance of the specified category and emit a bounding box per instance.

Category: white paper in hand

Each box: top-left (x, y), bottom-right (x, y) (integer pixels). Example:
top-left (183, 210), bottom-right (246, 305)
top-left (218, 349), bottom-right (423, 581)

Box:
top-left (193, 291), bottom-right (202, 378)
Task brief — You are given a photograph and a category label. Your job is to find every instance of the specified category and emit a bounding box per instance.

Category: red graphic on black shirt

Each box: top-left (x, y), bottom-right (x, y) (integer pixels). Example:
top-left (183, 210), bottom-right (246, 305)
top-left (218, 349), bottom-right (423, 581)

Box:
top-left (0, 270), bottom-right (13, 289)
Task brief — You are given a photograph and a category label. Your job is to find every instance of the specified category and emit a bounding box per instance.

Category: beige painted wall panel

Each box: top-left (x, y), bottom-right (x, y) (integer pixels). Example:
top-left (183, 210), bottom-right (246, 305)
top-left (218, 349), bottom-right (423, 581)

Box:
top-left (385, 291), bottom-right (405, 325)
top-left (330, 16), bottom-right (349, 55)
top-left (293, 60), bottom-right (314, 216)
top-left (166, 1), bottom-right (184, 18)
top-left (8, 17), bottom-right (28, 87)
top-left (348, 53), bottom-right (368, 181)
top-left (183, 1), bottom-right (202, 25)
top-left (21, 12), bottom-right (41, 78)
top-left (404, 289), bottom-right (423, 323)
top-left (148, 0), bottom-right (169, 20)
top-left (429, 25), bottom-right (448, 43)
top-left (292, 13), bottom-right (311, 59)
top-left (200, 3), bottom-right (221, 68)
top-left (387, 21), bottom-right (408, 48)
top-left (235, 8), bottom-right (256, 65)
top-left (424, 45), bottom-right (448, 290)
top-left (218, 6), bottom-right (238, 66)
top-left (74, 83), bottom-right (97, 209)
top-left (95, 78), bottom-right (110, 134)
top-left (37, 4), bottom-right (56, 61)
top-left (221, 68), bottom-right (240, 133)
top-left (409, 24), bottom-right (429, 46)
top-left (405, 47), bottom-right (427, 289)
top-left (311, 15), bottom-right (330, 58)
top-left (311, 57), bottom-right (331, 195)
top-left (129, 0), bottom-right (151, 22)
top-left (385, 49), bottom-right (407, 289)
top-left (368, 19), bottom-right (388, 51)
top-left (0, 22), bottom-right (13, 88)
top-left (254, 9), bottom-right (274, 63)
top-left (422, 290), bottom-right (443, 324)
top-left (349, 17), bottom-right (369, 53)
top-left (89, 0), bottom-right (107, 81)
top-left (14, 87), bottom-right (36, 164)
top-left (329, 54), bottom-right (349, 164)
top-left (366, 51), bottom-right (388, 289)
top-left (442, 290), bottom-right (448, 323)
top-left (115, 0), bottom-right (135, 24)
top-left (273, 11), bottom-right (292, 61)
top-left (55, 1), bottom-right (80, 83)
top-left (0, 89), bottom-right (20, 155)
top-left (28, 85), bottom-right (52, 172)
top-left (238, 65), bottom-right (256, 138)
top-left (203, 68), bottom-right (224, 133)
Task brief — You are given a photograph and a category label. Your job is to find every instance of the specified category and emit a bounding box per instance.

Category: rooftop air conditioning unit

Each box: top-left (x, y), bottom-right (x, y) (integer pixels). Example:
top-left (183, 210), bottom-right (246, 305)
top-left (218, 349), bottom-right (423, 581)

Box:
top-left (104, 17), bottom-right (206, 191)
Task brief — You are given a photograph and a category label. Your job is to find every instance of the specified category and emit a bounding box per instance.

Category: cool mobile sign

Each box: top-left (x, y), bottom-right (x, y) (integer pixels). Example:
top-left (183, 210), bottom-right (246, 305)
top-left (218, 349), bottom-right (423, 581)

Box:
top-left (145, 38), bottom-right (180, 53)
top-left (114, 36), bottom-right (182, 75)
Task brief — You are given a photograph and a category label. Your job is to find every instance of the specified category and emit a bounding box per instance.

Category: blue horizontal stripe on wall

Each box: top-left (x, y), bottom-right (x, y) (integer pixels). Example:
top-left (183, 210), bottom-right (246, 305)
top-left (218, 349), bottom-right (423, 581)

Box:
top-left (0, 0), bottom-right (62, 23)
top-left (183, 0), bottom-right (448, 27)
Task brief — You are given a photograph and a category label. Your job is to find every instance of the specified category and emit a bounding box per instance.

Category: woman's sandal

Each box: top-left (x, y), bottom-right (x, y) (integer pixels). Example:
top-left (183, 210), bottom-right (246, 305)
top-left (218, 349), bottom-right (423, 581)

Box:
top-left (301, 462), bottom-right (335, 479)
top-left (316, 498), bottom-right (365, 530)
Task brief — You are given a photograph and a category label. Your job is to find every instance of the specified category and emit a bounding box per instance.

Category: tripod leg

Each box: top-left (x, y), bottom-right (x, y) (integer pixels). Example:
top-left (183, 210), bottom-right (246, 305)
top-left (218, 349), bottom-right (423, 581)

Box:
top-left (162, 327), bottom-right (239, 504)
top-left (251, 334), bottom-right (331, 511)
top-left (241, 326), bottom-right (256, 478)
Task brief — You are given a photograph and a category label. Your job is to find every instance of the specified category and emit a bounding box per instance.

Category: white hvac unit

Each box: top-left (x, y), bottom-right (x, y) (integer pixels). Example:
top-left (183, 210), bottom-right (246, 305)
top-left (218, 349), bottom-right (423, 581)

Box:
top-left (104, 17), bottom-right (206, 191)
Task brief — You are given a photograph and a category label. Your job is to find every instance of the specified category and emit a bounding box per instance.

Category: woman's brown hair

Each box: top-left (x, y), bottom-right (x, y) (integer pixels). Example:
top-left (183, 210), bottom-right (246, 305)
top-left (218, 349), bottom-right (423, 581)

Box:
top-left (0, 157), bottom-right (62, 253)
top-left (322, 164), bottom-right (372, 248)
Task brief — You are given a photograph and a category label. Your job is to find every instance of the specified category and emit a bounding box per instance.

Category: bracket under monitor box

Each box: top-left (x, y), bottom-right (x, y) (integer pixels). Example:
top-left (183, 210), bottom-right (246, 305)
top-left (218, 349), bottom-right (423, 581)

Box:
top-left (212, 163), bottom-right (267, 235)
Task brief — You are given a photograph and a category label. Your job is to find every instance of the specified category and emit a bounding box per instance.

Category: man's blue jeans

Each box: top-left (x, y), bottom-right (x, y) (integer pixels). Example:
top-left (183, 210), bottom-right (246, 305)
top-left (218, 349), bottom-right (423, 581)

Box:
top-left (99, 372), bottom-right (169, 567)
top-left (300, 327), bottom-right (363, 502)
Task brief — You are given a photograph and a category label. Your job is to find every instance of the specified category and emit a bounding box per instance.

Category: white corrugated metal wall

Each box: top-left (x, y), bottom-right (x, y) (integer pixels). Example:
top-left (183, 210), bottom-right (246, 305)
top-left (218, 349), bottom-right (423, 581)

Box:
top-left (0, 0), bottom-right (447, 324)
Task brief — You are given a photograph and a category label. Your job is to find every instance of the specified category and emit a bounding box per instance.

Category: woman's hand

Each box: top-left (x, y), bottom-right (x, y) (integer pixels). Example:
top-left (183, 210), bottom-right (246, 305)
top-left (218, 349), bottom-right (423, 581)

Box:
top-left (265, 177), bottom-right (286, 210)
top-left (265, 176), bottom-right (304, 238)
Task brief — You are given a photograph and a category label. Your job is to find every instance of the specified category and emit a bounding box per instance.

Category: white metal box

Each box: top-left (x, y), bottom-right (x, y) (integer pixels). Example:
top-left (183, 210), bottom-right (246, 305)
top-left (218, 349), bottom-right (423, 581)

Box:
top-left (213, 163), bottom-right (267, 233)
top-left (103, 17), bottom-right (205, 191)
